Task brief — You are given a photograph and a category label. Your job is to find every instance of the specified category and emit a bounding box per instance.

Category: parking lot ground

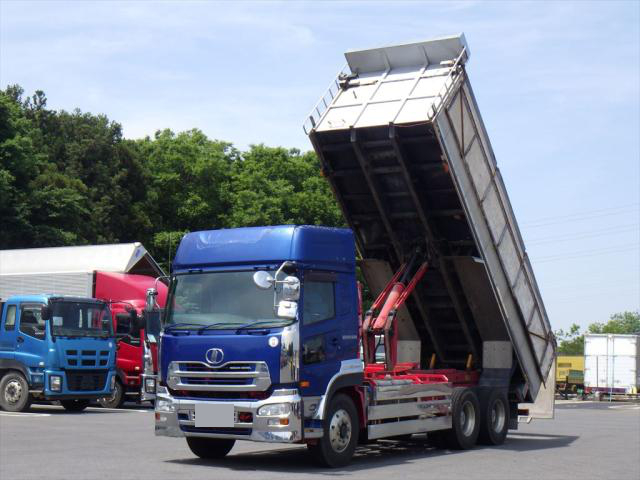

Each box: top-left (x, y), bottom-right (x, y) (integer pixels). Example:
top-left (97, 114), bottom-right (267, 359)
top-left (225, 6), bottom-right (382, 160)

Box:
top-left (1, 400), bottom-right (639, 480)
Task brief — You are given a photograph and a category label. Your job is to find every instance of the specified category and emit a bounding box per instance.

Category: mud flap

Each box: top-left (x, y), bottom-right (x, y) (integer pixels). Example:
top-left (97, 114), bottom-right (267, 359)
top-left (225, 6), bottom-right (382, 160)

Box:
top-left (518, 358), bottom-right (555, 423)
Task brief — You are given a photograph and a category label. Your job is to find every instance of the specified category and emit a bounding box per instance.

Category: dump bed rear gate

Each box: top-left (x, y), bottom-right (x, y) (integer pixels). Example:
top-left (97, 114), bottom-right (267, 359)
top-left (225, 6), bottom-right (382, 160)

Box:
top-left (306, 35), bottom-right (554, 400)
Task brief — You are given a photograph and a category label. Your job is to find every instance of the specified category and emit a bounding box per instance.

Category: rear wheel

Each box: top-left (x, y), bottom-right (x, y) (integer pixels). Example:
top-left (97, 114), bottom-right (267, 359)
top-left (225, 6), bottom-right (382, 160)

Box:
top-left (98, 378), bottom-right (124, 408)
top-left (478, 389), bottom-right (509, 445)
top-left (0, 372), bottom-right (31, 412)
top-left (308, 393), bottom-right (359, 467)
top-left (432, 387), bottom-right (480, 450)
top-left (186, 437), bottom-right (235, 459)
top-left (61, 399), bottom-right (90, 412)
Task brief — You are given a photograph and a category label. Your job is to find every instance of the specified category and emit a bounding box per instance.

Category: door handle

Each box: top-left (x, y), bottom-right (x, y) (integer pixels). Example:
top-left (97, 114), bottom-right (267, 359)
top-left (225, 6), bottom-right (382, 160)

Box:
top-left (17, 336), bottom-right (24, 344)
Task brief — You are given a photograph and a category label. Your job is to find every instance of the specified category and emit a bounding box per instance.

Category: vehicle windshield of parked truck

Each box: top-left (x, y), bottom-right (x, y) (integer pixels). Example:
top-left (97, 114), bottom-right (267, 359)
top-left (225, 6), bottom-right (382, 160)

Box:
top-left (50, 301), bottom-right (113, 338)
top-left (165, 271), bottom-right (292, 330)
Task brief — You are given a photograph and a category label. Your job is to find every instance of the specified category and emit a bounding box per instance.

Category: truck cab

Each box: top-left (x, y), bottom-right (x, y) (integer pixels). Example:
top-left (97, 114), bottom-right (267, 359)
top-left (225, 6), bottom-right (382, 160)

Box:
top-left (0, 295), bottom-right (117, 412)
top-left (155, 227), bottom-right (359, 446)
top-left (93, 272), bottom-right (167, 408)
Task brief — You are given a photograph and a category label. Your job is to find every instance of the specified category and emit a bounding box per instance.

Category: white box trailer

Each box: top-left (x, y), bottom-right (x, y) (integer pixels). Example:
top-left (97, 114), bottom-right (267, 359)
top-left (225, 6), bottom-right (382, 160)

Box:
top-left (584, 334), bottom-right (640, 395)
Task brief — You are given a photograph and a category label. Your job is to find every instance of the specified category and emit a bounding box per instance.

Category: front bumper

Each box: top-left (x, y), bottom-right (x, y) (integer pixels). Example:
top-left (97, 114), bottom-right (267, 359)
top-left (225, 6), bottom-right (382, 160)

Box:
top-left (31, 370), bottom-right (115, 399)
top-left (155, 387), bottom-right (302, 443)
top-left (141, 374), bottom-right (157, 402)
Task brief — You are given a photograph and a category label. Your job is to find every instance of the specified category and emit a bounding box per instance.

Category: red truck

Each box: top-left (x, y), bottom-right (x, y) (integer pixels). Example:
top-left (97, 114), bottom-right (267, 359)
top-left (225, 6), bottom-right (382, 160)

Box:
top-left (0, 243), bottom-right (167, 407)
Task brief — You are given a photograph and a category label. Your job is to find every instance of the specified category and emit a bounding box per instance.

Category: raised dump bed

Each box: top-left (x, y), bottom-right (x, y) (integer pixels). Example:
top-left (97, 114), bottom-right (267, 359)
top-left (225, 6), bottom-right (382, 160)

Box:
top-left (305, 34), bottom-right (554, 401)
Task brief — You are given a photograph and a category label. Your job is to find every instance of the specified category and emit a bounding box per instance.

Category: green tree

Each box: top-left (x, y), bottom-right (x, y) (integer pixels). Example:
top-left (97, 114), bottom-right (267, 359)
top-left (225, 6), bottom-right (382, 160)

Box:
top-left (1, 85), bottom-right (154, 249)
top-left (134, 128), bottom-right (236, 262)
top-left (224, 145), bottom-right (343, 228)
top-left (0, 86), bottom-right (42, 247)
top-left (589, 311), bottom-right (640, 335)
top-left (555, 323), bottom-right (585, 355)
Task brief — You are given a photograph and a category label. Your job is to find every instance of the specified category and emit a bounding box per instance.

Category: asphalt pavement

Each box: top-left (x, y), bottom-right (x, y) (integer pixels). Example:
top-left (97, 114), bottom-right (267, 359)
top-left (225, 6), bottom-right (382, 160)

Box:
top-left (1, 400), bottom-right (638, 480)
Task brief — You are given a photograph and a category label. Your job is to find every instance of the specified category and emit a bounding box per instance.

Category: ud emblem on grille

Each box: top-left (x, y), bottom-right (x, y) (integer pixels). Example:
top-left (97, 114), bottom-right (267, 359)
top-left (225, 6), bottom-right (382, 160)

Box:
top-left (205, 348), bottom-right (224, 365)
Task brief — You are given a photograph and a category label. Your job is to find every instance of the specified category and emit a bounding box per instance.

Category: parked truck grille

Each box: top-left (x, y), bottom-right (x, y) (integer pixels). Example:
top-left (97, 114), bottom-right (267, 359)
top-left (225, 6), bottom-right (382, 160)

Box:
top-left (167, 361), bottom-right (271, 392)
top-left (65, 349), bottom-right (110, 368)
top-left (66, 370), bottom-right (108, 391)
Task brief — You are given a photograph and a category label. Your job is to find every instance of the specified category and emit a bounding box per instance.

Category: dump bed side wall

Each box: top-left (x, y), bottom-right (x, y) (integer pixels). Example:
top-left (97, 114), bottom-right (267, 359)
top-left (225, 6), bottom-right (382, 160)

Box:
top-left (434, 74), bottom-right (554, 398)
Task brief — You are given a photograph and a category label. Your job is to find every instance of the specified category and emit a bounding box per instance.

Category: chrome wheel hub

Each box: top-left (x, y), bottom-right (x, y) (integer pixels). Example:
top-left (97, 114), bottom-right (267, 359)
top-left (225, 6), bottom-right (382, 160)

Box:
top-left (5, 379), bottom-right (23, 404)
top-left (460, 401), bottom-right (476, 437)
top-left (329, 408), bottom-right (352, 453)
top-left (491, 400), bottom-right (506, 433)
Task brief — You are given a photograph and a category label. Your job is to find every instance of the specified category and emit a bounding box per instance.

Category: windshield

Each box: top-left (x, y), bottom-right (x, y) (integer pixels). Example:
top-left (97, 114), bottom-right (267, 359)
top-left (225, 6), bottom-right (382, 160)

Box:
top-left (165, 271), bottom-right (290, 330)
top-left (50, 301), bottom-right (114, 338)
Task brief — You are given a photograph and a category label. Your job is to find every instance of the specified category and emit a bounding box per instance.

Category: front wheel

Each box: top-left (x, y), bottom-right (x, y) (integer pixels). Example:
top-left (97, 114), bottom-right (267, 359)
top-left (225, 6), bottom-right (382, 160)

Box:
top-left (61, 399), bottom-right (90, 412)
top-left (186, 437), bottom-right (235, 459)
top-left (98, 378), bottom-right (124, 409)
top-left (0, 372), bottom-right (31, 412)
top-left (308, 393), bottom-right (359, 468)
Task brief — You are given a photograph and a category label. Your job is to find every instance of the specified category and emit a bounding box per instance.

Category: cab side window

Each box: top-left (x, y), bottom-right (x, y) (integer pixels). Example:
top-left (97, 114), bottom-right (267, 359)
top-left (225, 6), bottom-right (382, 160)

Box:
top-left (19, 305), bottom-right (45, 339)
top-left (4, 305), bottom-right (16, 331)
top-left (303, 280), bottom-right (335, 325)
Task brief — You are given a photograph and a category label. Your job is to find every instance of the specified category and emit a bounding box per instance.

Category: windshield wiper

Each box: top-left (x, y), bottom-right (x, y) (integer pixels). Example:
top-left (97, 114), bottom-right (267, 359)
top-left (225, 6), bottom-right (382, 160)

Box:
top-left (163, 323), bottom-right (203, 333)
top-left (235, 320), bottom-right (289, 333)
top-left (198, 322), bottom-right (245, 334)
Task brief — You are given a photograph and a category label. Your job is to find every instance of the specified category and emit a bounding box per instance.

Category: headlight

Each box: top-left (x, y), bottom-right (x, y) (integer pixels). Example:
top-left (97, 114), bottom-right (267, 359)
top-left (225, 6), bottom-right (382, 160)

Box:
top-left (155, 398), bottom-right (175, 413)
top-left (50, 375), bottom-right (62, 392)
top-left (145, 378), bottom-right (156, 393)
top-left (257, 403), bottom-right (291, 416)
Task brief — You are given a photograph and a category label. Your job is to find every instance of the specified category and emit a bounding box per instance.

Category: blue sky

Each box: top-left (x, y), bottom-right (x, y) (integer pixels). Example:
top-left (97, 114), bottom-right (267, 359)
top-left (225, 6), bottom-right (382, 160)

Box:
top-left (1, 0), bottom-right (638, 332)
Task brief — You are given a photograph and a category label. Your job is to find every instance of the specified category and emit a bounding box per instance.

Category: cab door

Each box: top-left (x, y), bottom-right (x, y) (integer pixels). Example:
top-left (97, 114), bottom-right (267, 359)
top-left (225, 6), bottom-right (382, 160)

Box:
top-left (299, 271), bottom-right (358, 397)
top-left (0, 302), bottom-right (18, 358)
top-left (14, 303), bottom-right (47, 370)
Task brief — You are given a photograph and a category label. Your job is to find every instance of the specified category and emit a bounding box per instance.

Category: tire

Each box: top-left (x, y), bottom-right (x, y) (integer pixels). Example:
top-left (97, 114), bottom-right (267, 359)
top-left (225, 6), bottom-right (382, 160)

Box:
top-left (0, 372), bottom-right (31, 412)
top-left (478, 389), bottom-right (509, 445)
top-left (308, 393), bottom-right (359, 468)
top-left (98, 378), bottom-right (124, 408)
top-left (186, 437), bottom-right (235, 459)
top-left (434, 387), bottom-right (480, 450)
top-left (61, 399), bottom-right (90, 412)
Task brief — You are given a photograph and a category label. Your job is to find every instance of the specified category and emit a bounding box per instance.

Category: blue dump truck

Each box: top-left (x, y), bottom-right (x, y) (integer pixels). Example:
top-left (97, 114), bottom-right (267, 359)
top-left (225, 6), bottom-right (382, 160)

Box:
top-left (0, 295), bottom-right (118, 412)
top-left (152, 35), bottom-right (555, 467)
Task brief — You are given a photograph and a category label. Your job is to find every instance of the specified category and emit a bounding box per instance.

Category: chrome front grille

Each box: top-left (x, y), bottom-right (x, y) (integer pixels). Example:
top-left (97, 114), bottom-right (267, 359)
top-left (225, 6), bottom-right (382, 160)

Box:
top-left (167, 361), bottom-right (271, 392)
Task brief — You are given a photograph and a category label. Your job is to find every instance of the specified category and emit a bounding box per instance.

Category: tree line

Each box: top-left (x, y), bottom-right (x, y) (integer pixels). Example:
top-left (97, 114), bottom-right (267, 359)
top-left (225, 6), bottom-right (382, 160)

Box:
top-left (0, 85), bottom-right (344, 270)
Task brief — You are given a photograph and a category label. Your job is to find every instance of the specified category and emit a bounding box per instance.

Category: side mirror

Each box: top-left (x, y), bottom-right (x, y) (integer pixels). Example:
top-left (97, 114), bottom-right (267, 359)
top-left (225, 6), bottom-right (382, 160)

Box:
top-left (132, 310), bottom-right (145, 332)
top-left (41, 305), bottom-right (52, 321)
top-left (115, 313), bottom-right (132, 335)
top-left (282, 276), bottom-right (300, 301)
top-left (253, 271), bottom-right (275, 290)
top-left (146, 288), bottom-right (158, 312)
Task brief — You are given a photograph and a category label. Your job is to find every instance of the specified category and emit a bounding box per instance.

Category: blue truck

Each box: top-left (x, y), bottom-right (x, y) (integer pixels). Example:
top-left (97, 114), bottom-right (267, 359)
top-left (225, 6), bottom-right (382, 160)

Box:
top-left (152, 35), bottom-right (556, 467)
top-left (0, 295), bottom-right (118, 412)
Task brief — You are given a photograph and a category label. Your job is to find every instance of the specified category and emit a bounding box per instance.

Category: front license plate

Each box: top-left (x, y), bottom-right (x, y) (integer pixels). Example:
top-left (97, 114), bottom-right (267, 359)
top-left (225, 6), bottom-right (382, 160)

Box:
top-left (194, 404), bottom-right (235, 428)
